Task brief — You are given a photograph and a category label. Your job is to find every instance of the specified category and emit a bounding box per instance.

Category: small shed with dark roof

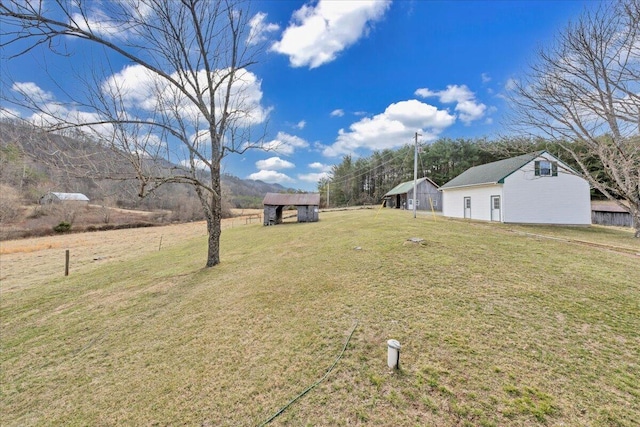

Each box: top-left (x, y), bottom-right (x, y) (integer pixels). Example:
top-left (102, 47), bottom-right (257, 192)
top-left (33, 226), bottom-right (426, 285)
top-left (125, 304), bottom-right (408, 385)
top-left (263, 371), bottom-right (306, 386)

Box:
top-left (263, 193), bottom-right (320, 225)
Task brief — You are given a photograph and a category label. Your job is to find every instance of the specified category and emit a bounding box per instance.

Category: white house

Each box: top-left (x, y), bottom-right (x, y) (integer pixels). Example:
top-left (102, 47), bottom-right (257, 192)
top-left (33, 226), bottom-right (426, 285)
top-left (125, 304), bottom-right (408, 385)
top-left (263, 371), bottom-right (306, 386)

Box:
top-left (440, 151), bottom-right (591, 225)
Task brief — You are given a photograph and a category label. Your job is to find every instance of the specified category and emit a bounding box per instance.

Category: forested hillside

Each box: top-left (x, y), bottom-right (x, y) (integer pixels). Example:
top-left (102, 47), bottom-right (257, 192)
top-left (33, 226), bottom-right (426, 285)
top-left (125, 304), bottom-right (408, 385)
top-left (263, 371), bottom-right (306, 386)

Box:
top-left (0, 120), bottom-right (293, 229)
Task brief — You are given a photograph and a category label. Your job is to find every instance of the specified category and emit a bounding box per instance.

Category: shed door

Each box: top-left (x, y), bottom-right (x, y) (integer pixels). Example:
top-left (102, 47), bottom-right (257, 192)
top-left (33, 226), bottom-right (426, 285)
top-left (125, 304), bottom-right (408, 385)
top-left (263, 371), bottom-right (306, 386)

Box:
top-left (463, 197), bottom-right (471, 219)
top-left (490, 196), bottom-right (501, 222)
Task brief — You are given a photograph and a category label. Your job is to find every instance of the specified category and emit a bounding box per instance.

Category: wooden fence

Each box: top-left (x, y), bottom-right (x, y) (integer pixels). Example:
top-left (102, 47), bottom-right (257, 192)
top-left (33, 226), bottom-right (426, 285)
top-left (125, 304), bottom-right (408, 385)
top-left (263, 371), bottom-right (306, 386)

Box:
top-left (223, 214), bottom-right (262, 229)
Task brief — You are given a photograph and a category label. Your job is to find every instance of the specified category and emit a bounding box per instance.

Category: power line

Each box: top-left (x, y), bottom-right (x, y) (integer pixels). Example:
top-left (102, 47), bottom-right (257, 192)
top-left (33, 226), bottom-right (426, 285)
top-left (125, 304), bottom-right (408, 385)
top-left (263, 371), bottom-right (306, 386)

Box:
top-left (324, 144), bottom-right (415, 188)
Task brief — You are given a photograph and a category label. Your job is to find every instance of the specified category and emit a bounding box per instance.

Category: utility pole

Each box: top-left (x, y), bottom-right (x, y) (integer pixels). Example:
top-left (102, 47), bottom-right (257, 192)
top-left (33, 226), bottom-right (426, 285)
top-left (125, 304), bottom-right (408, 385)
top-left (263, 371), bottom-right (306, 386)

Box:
top-left (327, 182), bottom-right (330, 208)
top-left (413, 132), bottom-right (421, 219)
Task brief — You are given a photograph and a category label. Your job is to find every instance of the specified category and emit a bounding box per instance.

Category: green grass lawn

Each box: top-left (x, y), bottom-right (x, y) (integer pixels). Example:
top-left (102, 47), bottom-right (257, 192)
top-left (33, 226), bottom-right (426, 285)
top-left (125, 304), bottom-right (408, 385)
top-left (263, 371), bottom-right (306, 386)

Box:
top-left (2, 209), bottom-right (639, 426)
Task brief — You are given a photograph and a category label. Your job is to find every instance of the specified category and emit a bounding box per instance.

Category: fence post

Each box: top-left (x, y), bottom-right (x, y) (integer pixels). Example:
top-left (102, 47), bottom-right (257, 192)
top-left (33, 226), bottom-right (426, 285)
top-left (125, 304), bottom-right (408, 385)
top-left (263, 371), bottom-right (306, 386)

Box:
top-left (65, 249), bottom-right (70, 276)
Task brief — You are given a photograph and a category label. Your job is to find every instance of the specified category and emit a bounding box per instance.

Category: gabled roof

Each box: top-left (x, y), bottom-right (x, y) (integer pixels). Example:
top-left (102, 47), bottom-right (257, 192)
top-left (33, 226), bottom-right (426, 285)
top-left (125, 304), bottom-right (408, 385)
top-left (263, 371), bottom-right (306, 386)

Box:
top-left (48, 192), bottom-right (90, 201)
top-left (440, 151), bottom-right (546, 190)
top-left (263, 193), bottom-right (320, 206)
top-left (384, 177), bottom-right (439, 197)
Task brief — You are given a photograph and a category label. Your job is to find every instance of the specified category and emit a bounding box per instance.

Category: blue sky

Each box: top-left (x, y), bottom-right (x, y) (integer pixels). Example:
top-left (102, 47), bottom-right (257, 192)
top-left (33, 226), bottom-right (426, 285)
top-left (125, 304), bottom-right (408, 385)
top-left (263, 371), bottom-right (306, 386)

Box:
top-left (1, 0), bottom-right (594, 191)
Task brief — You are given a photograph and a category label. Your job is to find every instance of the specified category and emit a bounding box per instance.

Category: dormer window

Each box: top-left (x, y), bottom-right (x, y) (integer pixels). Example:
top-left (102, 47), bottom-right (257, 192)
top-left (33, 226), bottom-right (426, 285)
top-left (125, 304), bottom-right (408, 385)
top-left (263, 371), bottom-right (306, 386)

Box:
top-left (539, 160), bottom-right (552, 176)
top-left (535, 160), bottom-right (558, 177)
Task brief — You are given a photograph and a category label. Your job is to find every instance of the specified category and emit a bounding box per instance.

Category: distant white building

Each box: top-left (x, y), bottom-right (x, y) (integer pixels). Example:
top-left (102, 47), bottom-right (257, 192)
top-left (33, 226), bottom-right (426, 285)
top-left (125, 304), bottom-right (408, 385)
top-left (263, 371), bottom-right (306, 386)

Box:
top-left (40, 192), bottom-right (90, 205)
top-left (440, 151), bottom-right (591, 225)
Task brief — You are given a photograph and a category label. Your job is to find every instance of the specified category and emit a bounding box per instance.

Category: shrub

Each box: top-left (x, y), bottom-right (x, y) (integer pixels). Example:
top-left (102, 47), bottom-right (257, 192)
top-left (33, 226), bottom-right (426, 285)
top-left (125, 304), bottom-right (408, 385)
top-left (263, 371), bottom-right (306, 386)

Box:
top-left (53, 221), bottom-right (71, 233)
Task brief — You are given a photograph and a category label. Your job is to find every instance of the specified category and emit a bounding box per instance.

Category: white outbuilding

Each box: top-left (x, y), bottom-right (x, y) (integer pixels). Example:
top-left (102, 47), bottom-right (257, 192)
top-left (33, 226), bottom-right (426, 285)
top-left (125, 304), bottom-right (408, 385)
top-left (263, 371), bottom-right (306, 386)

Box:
top-left (40, 192), bottom-right (90, 205)
top-left (440, 151), bottom-right (591, 225)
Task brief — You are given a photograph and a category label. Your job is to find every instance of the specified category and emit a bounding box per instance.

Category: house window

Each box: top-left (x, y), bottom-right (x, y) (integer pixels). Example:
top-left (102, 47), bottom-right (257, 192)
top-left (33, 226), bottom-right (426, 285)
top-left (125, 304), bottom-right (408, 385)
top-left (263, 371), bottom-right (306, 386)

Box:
top-left (539, 161), bottom-right (552, 176)
top-left (493, 197), bottom-right (500, 209)
top-left (535, 160), bottom-right (558, 177)
top-left (465, 198), bottom-right (471, 208)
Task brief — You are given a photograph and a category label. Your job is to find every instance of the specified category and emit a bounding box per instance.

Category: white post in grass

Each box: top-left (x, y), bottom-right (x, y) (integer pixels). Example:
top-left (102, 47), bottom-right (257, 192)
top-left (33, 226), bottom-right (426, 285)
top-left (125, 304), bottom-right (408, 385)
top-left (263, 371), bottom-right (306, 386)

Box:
top-left (413, 132), bottom-right (420, 219)
top-left (387, 339), bottom-right (401, 369)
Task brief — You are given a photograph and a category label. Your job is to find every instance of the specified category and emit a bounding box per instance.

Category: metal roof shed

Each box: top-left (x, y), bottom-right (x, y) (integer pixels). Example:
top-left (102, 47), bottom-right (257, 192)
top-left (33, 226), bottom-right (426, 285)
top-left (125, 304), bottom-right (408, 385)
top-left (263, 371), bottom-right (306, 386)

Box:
top-left (384, 177), bottom-right (441, 211)
top-left (40, 192), bottom-right (90, 204)
top-left (263, 193), bottom-right (320, 225)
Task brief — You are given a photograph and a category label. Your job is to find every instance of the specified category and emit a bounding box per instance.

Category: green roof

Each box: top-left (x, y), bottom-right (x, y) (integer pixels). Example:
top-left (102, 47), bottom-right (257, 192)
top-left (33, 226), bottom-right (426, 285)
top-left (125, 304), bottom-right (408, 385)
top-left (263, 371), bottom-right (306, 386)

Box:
top-left (440, 151), bottom-right (545, 190)
top-left (385, 177), bottom-right (432, 196)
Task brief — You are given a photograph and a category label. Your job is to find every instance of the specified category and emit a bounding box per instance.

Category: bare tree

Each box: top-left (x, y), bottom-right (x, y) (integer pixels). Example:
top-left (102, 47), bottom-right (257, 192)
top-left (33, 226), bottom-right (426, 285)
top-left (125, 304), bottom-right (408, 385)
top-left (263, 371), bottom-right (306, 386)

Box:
top-left (1, 0), bottom-right (268, 266)
top-left (507, 0), bottom-right (640, 237)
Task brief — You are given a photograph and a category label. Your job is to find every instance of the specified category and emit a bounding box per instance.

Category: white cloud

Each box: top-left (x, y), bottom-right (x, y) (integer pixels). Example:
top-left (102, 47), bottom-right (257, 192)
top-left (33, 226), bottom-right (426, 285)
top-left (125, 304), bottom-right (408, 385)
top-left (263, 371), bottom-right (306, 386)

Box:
top-left (103, 65), bottom-right (270, 127)
top-left (295, 120), bottom-right (306, 129)
top-left (322, 99), bottom-right (455, 157)
top-left (247, 170), bottom-right (294, 184)
top-left (263, 131), bottom-right (309, 155)
top-left (415, 84), bottom-right (486, 125)
top-left (101, 65), bottom-right (157, 110)
top-left (256, 156), bottom-right (295, 171)
top-left (505, 78), bottom-right (518, 91)
top-left (481, 73), bottom-right (491, 83)
top-left (309, 162), bottom-right (333, 172)
top-left (11, 82), bottom-right (54, 103)
top-left (72, 10), bottom-right (125, 39)
top-left (248, 12), bottom-right (280, 46)
top-left (271, 0), bottom-right (391, 69)
top-left (9, 82), bottom-right (115, 137)
top-left (0, 107), bottom-right (21, 120)
top-left (70, 2), bottom-right (154, 40)
top-left (298, 172), bottom-right (330, 183)
top-left (330, 109), bottom-right (345, 117)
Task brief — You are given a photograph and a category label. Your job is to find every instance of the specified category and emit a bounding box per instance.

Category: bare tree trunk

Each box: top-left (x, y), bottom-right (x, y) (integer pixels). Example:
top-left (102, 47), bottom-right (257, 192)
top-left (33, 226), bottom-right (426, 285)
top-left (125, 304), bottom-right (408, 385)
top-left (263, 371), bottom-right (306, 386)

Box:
top-left (206, 215), bottom-right (221, 267)
top-left (206, 172), bottom-right (223, 267)
top-left (632, 209), bottom-right (640, 238)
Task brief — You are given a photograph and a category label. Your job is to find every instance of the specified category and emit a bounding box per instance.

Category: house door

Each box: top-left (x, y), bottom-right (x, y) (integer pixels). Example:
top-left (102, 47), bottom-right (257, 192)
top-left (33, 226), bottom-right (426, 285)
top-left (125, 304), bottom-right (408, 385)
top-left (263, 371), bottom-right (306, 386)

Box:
top-left (407, 198), bottom-right (413, 211)
top-left (463, 197), bottom-right (471, 219)
top-left (491, 196), bottom-right (501, 222)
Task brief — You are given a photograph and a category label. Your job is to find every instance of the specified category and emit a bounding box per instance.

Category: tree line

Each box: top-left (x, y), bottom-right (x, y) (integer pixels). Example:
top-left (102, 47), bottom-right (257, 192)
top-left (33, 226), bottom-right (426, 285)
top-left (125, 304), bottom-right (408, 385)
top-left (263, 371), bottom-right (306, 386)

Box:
top-left (319, 137), bottom-right (590, 208)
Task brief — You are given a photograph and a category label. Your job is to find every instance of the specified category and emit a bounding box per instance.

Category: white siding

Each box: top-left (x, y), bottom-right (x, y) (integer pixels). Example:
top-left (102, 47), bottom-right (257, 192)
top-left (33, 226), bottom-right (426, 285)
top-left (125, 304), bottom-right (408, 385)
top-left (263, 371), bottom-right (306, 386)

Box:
top-left (442, 185), bottom-right (502, 221)
top-left (441, 153), bottom-right (591, 225)
top-left (502, 157), bottom-right (591, 225)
